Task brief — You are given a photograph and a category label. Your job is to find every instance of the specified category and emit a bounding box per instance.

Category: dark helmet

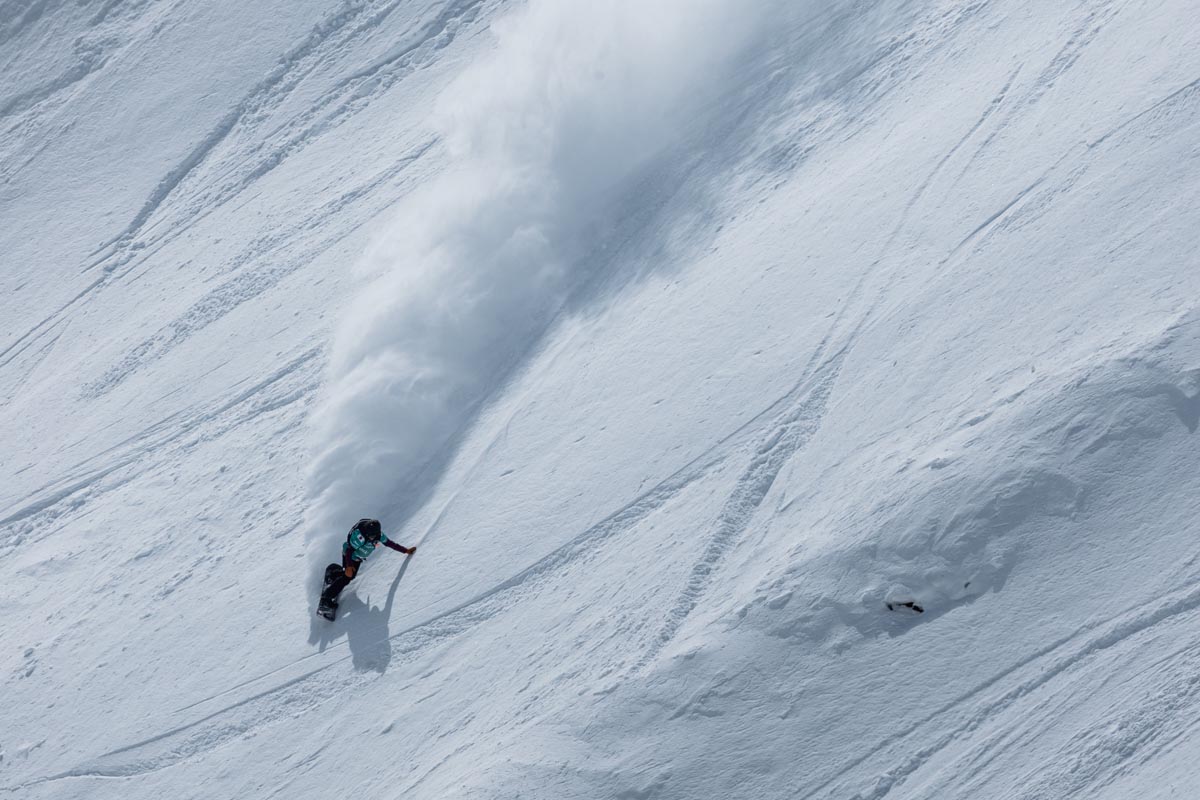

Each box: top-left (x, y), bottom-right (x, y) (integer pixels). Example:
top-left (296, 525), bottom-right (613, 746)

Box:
top-left (358, 518), bottom-right (382, 542)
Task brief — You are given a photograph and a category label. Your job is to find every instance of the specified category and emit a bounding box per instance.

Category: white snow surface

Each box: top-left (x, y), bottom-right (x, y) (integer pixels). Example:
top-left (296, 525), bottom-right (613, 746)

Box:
top-left (3, 0), bottom-right (1200, 798)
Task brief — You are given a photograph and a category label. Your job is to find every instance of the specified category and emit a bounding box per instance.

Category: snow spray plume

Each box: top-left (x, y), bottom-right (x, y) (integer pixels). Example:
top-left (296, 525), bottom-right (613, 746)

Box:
top-left (305, 0), bottom-right (770, 579)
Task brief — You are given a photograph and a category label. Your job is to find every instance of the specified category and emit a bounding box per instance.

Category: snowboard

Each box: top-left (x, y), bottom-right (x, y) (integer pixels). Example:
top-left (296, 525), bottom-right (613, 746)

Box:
top-left (317, 563), bottom-right (342, 620)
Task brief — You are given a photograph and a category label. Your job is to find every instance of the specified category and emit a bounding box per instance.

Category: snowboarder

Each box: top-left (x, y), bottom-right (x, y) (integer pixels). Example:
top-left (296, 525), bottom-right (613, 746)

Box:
top-left (317, 518), bottom-right (415, 620)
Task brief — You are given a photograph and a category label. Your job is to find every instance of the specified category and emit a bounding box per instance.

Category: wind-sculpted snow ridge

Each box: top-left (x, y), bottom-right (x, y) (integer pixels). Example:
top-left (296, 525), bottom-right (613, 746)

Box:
top-left (748, 314), bottom-right (1200, 627)
top-left (304, 0), bottom-right (776, 573)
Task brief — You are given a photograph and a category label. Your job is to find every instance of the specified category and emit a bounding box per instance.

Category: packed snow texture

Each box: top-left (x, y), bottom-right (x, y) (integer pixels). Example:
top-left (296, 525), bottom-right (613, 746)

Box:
top-left (3, 0), bottom-right (1200, 798)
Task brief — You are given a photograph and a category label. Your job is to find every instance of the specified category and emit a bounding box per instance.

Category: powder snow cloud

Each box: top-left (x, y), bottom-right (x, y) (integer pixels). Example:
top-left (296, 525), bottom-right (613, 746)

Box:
top-left (305, 0), bottom-right (771, 566)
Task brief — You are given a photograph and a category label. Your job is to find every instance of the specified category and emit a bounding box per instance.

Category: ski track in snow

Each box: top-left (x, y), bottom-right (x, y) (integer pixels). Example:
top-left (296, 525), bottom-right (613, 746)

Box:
top-left (1, 0), bottom-right (491, 403)
top-left (0, 3), bottom-right (1029, 785)
top-left (637, 344), bottom-right (847, 670)
top-left (77, 137), bottom-right (437, 400)
top-left (12, 474), bottom-right (713, 787)
top-left (809, 577), bottom-right (1200, 799)
top-left (0, 346), bottom-right (321, 547)
top-left (0, 0), bottom-right (172, 123)
top-left (85, 0), bottom-right (486, 269)
top-left (11, 314), bottom-right (864, 789)
top-left (23, 549), bottom-right (1200, 795)
top-left (12, 226), bottom-right (888, 787)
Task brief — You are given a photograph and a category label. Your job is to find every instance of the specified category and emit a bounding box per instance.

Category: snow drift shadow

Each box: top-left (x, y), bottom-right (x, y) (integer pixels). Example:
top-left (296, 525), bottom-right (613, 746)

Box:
top-left (304, 0), bottom-right (779, 585)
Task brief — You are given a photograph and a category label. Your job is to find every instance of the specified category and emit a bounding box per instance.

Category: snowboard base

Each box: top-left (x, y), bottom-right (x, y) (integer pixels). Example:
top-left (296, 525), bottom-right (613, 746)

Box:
top-left (317, 563), bottom-right (343, 620)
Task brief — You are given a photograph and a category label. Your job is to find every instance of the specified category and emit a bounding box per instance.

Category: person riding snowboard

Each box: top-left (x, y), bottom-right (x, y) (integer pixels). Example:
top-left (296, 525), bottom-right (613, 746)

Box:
top-left (317, 518), bottom-right (415, 619)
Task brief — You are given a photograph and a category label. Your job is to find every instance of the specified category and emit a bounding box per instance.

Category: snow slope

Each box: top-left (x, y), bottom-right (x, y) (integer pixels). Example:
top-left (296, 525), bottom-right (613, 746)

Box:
top-left (3, 0), bottom-right (1200, 798)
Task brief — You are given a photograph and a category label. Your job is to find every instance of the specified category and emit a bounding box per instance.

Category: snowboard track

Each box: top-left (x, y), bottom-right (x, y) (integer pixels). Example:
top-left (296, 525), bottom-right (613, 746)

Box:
top-left (803, 576), bottom-right (1200, 799)
top-left (0, 0), bottom-right (487, 402)
top-left (636, 345), bottom-right (848, 670)
top-left (11, 335), bottom-right (859, 791)
top-left (16, 566), bottom-right (1200, 795)
top-left (0, 346), bottom-right (321, 545)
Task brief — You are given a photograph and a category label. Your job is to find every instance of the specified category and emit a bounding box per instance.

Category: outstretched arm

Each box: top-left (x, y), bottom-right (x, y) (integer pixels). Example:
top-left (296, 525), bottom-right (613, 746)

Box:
top-left (383, 539), bottom-right (416, 555)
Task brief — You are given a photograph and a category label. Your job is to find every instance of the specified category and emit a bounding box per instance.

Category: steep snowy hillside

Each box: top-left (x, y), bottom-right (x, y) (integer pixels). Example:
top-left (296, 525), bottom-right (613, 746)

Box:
top-left (3, 0), bottom-right (1200, 798)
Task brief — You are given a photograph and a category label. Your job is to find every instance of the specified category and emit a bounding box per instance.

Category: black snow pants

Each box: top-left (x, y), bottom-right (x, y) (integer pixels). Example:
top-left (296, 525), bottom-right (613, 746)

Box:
top-left (320, 551), bottom-right (363, 604)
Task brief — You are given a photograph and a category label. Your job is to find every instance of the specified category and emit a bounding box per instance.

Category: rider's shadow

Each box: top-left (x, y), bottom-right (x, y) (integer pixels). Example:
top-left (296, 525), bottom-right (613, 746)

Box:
top-left (309, 556), bottom-right (412, 673)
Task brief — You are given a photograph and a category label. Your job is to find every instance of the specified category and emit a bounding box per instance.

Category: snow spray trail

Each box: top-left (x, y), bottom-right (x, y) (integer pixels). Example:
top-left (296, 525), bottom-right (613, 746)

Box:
top-left (304, 0), bottom-right (773, 576)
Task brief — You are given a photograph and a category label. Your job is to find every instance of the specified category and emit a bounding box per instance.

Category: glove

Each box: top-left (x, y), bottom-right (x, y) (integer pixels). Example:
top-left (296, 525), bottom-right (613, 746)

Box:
top-left (344, 565), bottom-right (357, 578)
top-left (406, 546), bottom-right (417, 556)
